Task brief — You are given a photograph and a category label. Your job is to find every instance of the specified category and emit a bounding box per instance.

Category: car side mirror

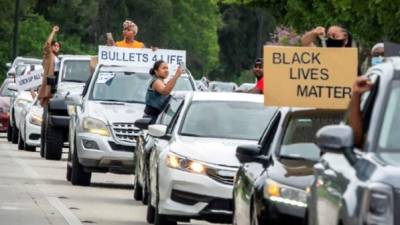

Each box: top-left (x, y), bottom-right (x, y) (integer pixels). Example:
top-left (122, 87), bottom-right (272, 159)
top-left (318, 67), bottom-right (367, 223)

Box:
top-left (316, 125), bottom-right (357, 164)
top-left (7, 83), bottom-right (18, 91)
top-left (65, 94), bottom-right (82, 106)
top-left (134, 118), bottom-right (152, 130)
top-left (6, 62), bottom-right (11, 68)
top-left (236, 144), bottom-right (261, 164)
top-left (148, 124), bottom-right (167, 138)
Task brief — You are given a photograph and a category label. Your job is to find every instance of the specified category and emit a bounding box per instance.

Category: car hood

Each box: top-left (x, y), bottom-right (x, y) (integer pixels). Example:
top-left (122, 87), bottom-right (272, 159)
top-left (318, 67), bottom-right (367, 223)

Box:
top-left (171, 136), bottom-right (256, 167)
top-left (58, 82), bottom-right (85, 96)
top-left (267, 157), bottom-right (316, 190)
top-left (86, 101), bottom-right (145, 125)
top-left (362, 153), bottom-right (400, 189)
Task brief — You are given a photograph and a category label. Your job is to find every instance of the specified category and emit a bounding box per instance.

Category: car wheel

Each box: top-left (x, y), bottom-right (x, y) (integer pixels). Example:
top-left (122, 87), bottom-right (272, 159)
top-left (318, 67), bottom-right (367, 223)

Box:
top-left (18, 130), bottom-right (25, 150)
top-left (40, 110), bottom-right (46, 158)
top-left (70, 141), bottom-right (91, 186)
top-left (154, 203), bottom-right (177, 225)
top-left (251, 201), bottom-right (259, 225)
top-left (7, 124), bottom-right (12, 142)
top-left (44, 123), bottom-right (63, 160)
top-left (146, 191), bottom-right (156, 223)
top-left (133, 174), bottom-right (143, 201)
top-left (66, 140), bottom-right (72, 182)
top-left (11, 124), bottom-right (18, 144)
top-left (142, 172), bottom-right (149, 205)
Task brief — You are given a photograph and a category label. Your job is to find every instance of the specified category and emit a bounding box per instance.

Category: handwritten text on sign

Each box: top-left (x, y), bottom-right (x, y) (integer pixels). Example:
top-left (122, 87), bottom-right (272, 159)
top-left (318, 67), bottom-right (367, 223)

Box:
top-left (98, 46), bottom-right (186, 67)
top-left (16, 69), bottom-right (43, 91)
top-left (263, 46), bottom-right (358, 109)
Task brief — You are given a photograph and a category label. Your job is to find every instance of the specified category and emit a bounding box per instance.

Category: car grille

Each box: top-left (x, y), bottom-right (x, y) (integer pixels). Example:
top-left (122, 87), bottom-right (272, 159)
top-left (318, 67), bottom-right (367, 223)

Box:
top-left (206, 168), bottom-right (236, 185)
top-left (111, 123), bottom-right (141, 143)
top-left (108, 142), bottom-right (135, 152)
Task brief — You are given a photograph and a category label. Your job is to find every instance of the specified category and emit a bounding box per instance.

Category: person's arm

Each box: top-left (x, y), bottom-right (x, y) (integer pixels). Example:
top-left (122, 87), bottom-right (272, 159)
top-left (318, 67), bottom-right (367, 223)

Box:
top-left (248, 86), bottom-right (261, 94)
top-left (29, 89), bottom-right (37, 99)
top-left (348, 76), bottom-right (373, 148)
top-left (152, 68), bottom-right (183, 95)
top-left (43, 26), bottom-right (59, 56)
top-left (301, 26), bottom-right (325, 47)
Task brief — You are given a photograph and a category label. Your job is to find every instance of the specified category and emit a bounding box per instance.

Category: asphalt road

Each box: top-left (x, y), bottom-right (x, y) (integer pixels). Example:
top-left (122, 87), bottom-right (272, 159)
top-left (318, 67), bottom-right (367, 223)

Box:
top-left (0, 134), bottom-right (221, 225)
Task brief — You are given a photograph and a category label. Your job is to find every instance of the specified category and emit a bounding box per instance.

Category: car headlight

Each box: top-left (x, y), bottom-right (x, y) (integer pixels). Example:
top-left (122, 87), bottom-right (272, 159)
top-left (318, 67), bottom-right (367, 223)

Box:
top-left (29, 112), bottom-right (42, 126)
top-left (16, 99), bottom-right (30, 107)
top-left (82, 117), bottom-right (110, 136)
top-left (166, 153), bottom-right (206, 174)
top-left (264, 179), bottom-right (308, 208)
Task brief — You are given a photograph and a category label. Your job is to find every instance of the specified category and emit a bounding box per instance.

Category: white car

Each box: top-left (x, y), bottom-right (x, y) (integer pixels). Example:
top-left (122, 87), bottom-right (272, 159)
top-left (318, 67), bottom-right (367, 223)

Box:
top-left (209, 81), bottom-right (238, 92)
top-left (237, 82), bottom-right (255, 92)
top-left (10, 91), bottom-right (34, 144)
top-left (18, 98), bottom-right (43, 151)
top-left (66, 65), bottom-right (197, 186)
top-left (146, 92), bottom-right (277, 225)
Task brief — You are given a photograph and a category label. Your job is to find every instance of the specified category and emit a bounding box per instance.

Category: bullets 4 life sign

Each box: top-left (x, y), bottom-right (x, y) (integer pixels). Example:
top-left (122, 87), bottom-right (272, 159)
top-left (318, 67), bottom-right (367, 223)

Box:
top-left (264, 46), bottom-right (358, 109)
top-left (98, 45), bottom-right (186, 68)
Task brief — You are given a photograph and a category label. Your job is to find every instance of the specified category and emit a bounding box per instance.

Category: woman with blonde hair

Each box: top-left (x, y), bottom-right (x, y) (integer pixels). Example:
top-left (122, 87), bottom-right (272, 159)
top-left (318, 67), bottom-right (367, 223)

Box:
top-left (107, 20), bottom-right (144, 48)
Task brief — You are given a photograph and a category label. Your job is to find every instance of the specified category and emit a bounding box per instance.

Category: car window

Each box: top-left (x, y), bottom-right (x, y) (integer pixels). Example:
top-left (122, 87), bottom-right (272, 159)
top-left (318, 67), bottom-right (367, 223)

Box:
top-left (378, 83), bottom-right (400, 152)
top-left (280, 110), bottom-right (344, 161)
top-left (159, 97), bottom-right (184, 126)
top-left (62, 60), bottom-right (91, 82)
top-left (260, 112), bottom-right (281, 155)
top-left (180, 101), bottom-right (275, 140)
top-left (90, 72), bottom-right (152, 103)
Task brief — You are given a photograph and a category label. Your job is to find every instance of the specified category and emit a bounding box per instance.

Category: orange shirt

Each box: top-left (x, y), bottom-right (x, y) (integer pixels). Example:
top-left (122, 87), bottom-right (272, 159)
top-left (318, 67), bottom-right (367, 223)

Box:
top-left (115, 40), bottom-right (144, 48)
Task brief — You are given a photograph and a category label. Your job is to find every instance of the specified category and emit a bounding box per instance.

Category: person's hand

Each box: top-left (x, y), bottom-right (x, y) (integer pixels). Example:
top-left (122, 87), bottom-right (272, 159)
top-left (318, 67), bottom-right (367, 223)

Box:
top-left (352, 76), bottom-right (373, 96)
top-left (313, 26), bottom-right (326, 37)
top-left (52, 26), bottom-right (60, 33)
top-left (175, 66), bottom-right (183, 78)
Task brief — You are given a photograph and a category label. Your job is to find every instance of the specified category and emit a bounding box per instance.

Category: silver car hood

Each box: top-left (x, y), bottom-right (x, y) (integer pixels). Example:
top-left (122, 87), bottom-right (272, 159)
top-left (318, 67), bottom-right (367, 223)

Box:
top-left (58, 82), bottom-right (85, 96)
top-left (85, 101), bottom-right (145, 125)
top-left (172, 136), bottom-right (257, 167)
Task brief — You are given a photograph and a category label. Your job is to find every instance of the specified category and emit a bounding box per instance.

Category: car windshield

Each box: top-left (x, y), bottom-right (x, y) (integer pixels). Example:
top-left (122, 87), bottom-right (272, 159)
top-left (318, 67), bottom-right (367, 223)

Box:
top-left (174, 77), bottom-right (194, 91)
top-left (62, 60), bottom-right (90, 82)
top-left (14, 59), bottom-right (41, 67)
top-left (91, 71), bottom-right (152, 103)
top-left (280, 110), bottom-right (344, 161)
top-left (378, 85), bottom-right (400, 165)
top-left (180, 101), bottom-right (275, 140)
top-left (1, 83), bottom-right (16, 97)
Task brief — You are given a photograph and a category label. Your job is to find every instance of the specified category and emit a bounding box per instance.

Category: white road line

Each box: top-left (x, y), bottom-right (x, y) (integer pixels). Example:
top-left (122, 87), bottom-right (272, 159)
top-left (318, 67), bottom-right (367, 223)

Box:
top-left (7, 149), bottom-right (83, 225)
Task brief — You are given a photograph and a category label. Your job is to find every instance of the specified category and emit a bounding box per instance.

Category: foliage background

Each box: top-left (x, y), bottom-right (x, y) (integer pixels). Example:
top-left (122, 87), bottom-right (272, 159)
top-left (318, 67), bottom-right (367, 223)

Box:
top-left (1, 0), bottom-right (398, 83)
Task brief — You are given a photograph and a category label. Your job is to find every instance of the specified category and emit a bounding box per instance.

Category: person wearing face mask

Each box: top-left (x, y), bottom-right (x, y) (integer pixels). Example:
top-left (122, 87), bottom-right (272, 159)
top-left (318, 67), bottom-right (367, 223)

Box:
top-left (301, 25), bottom-right (356, 48)
top-left (370, 43), bottom-right (384, 66)
top-left (107, 20), bottom-right (144, 48)
top-left (38, 25), bottom-right (61, 107)
top-left (144, 60), bottom-right (183, 123)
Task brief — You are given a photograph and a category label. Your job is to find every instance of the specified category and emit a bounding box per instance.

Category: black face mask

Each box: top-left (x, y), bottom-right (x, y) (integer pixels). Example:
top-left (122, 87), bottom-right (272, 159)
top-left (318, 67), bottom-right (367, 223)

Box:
top-left (326, 38), bottom-right (346, 47)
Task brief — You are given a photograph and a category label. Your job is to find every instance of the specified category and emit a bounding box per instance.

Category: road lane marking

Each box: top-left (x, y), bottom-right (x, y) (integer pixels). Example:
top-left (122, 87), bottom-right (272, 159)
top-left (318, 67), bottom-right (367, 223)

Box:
top-left (7, 148), bottom-right (84, 225)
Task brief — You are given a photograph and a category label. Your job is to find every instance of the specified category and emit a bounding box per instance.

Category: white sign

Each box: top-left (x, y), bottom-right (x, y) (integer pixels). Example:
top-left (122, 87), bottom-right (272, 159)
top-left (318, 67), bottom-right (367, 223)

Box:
top-left (96, 72), bottom-right (116, 84)
top-left (98, 46), bottom-right (186, 68)
top-left (16, 69), bottom-right (43, 91)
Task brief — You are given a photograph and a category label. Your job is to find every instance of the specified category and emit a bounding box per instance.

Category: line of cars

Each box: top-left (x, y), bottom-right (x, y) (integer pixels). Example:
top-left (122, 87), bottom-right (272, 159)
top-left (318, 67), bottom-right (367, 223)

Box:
top-left (2, 53), bottom-right (399, 225)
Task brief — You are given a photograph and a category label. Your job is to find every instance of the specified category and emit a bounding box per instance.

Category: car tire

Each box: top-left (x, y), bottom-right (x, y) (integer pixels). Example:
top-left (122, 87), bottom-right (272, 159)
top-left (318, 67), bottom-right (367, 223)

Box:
top-left (7, 124), bottom-right (12, 142)
top-left (44, 124), bottom-right (63, 160)
top-left (133, 174), bottom-right (143, 201)
top-left (71, 142), bottom-right (91, 186)
top-left (17, 130), bottom-right (24, 150)
top-left (66, 164), bottom-right (72, 182)
top-left (11, 124), bottom-right (18, 144)
top-left (146, 192), bottom-right (155, 224)
top-left (154, 203), bottom-right (177, 225)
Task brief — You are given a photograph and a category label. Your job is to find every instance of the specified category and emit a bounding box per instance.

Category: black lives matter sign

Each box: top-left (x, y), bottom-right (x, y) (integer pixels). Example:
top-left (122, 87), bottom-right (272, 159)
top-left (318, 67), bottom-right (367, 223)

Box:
top-left (264, 46), bottom-right (357, 109)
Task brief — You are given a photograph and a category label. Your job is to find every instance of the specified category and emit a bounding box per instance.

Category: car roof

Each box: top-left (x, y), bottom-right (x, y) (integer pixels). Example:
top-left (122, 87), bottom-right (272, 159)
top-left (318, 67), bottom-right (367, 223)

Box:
top-left (190, 92), bottom-right (264, 103)
top-left (59, 55), bottom-right (91, 60)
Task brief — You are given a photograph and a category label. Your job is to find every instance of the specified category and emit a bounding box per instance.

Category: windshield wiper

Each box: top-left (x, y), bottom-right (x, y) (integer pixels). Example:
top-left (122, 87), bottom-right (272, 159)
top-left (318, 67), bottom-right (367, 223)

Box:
top-left (181, 133), bottom-right (203, 137)
top-left (125, 100), bottom-right (144, 104)
top-left (98, 99), bottom-right (125, 104)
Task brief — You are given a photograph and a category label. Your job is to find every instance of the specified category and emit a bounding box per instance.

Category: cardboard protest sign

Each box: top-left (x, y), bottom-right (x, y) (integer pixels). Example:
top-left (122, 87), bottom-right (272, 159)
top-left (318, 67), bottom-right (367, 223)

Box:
top-left (98, 46), bottom-right (186, 69)
top-left (16, 69), bottom-right (43, 91)
top-left (264, 46), bottom-right (357, 109)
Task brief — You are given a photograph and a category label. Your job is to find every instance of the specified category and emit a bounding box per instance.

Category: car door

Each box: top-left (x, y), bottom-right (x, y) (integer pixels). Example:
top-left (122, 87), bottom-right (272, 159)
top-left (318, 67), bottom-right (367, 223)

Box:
top-left (148, 97), bottom-right (185, 206)
top-left (234, 111), bottom-right (281, 225)
top-left (314, 74), bottom-right (380, 225)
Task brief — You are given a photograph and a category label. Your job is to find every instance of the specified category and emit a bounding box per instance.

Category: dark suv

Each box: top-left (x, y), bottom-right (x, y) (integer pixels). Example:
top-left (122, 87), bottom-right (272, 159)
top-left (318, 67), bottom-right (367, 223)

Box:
top-left (309, 58), bottom-right (400, 225)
